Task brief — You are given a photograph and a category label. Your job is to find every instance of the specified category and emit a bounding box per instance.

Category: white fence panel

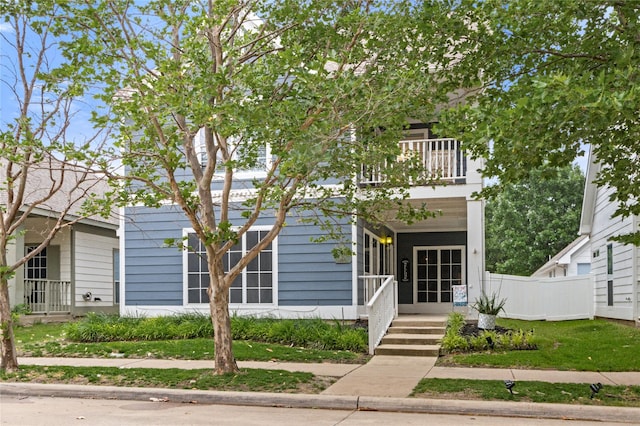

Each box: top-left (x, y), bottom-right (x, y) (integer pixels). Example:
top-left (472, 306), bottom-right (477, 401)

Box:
top-left (484, 272), bottom-right (594, 321)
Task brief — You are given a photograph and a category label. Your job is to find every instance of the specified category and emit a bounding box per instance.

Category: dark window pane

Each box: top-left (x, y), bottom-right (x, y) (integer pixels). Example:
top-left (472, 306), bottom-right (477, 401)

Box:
top-left (229, 288), bottom-right (242, 303)
top-left (188, 289), bottom-right (199, 303)
top-left (262, 273), bottom-right (272, 286)
top-left (200, 257), bottom-right (209, 273)
top-left (452, 250), bottom-right (462, 263)
top-left (418, 281), bottom-right (426, 291)
top-left (427, 292), bottom-right (437, 302)
top-left (260, 289), bottom-right (272, 304)
top-left (428, 250), bottom-right (437, 264)
top-left (246, 273), bottom-right (258, 286)
top-left (441, 266), bottom-right (450, 279)
top-left (231, 275), bottom-right (242, 288)
top-left (230, 251), bottom-right (242, 266)
top-left (188, 274), bottom-right (200, 289)
top-left (442, 250), bottom-right (450, 263)
top-left (427, 265), bottom-right (437, 278)
top-left (248, 257), bottom-right (258, 271)
top-left (418, 293), bottom-right (427, 303)
top-left (246, 231), bottom-right (258, 248)
top-left (201, 289), bottom-right (209, 303)
top-left (247, 289), bottom-right (259, 303)
top-left (260, 252), bottom-right (272, 270)
top-left (201, 274), bottom-right (210, 288)
top-left (441, 292), bottom-right (451, 302)
top-left (188, 253), bottom-right (199, 272)
top-left (428, 281), bottom-right (437, 292)
top-left (188, 234), bottom-right (200, 251)
top-left (417, 265), bottom-right (426, 279)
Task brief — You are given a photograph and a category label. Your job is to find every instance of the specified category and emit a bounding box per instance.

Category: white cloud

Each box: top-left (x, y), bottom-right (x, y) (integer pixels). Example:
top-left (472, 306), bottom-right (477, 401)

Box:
top-left (0, 22), bottom-right (13, 33)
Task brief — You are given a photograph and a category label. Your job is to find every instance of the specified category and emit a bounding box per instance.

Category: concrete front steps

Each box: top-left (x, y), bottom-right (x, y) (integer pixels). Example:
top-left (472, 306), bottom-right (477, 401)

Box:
top-left (374, 315), bottom-right (446, 357)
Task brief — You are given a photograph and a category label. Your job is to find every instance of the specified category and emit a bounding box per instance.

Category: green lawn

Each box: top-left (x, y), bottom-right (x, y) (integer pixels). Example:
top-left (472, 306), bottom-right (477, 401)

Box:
top-left (14, 322), bottom-right (365, 363)
top-left (0, 365), bottom-right (333, 393)
top-left (412, 378), bottom-right (640, 407)
top-left (437, 318), bottom-right (640, 371)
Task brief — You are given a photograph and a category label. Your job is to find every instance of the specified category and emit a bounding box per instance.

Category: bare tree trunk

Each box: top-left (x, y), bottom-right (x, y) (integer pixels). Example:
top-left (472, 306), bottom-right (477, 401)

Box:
top-left (0, 278), bottom-right (19, 372)
top-left (209, 280), bottom-right (238, 375)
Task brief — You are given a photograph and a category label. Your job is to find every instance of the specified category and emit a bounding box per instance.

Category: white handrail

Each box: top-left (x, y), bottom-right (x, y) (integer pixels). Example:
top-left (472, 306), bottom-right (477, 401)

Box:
top-left (364, 275), bottom-right (398, 354)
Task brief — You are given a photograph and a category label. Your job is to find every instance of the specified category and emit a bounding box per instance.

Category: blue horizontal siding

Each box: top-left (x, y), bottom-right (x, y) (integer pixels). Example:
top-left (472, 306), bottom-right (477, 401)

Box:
top-left (124, 204), bottom-right (355, 308)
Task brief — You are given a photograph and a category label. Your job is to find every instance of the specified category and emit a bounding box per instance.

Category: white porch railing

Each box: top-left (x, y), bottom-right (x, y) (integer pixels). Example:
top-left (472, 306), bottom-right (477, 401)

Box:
top-left (23, 279), bottom-right (72, 314)
top-left (360, 138), bottom-right (465, 185)
top-left (362, 275), bottom-right (398, 355)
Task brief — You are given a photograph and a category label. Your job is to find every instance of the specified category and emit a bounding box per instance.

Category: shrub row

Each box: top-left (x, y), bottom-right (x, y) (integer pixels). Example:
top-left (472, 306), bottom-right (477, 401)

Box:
top-left (64, 313), bottom-right (368, 353)
top-left (441, 312), bottom-right (537, 353)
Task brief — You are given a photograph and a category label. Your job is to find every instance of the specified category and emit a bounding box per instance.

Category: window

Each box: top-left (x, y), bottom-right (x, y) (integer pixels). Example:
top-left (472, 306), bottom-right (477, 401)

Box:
top-left (113, 249), bottom-right (120, 304)
top-left (185, 229), bottom-right (275, 305)
top-left (194, 129), bottom-right (270, 175)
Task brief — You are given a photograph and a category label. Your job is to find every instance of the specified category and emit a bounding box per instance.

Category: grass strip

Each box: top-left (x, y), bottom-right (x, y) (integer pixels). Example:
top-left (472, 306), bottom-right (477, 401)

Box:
top-left (0, 365), bottom-right (333, 394)
top-left (412, 378), bottom-right (640, 408)
top-left (438, 318), bottom-right (640, 372)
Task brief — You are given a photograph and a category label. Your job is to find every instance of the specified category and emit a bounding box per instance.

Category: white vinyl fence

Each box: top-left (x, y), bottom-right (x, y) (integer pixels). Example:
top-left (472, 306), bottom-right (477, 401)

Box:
top-left (484, 272), bottom-right (595, 321)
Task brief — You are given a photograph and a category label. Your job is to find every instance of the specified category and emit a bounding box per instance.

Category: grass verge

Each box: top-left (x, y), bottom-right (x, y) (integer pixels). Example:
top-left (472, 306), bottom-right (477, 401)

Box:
top-left (412, 378), bottom-right (640, 408)
top-left (437, 318), bottom-right (640, 371)
top-left (15, 323), bottom-right (367, 363)
top-left (0, 365), bottom-right (333, 393)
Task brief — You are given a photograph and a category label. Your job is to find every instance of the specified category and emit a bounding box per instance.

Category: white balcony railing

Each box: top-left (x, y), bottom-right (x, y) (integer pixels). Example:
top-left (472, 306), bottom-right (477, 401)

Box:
top-left (23, 279), bottom-right (72, 314)
top-left (360, 138), bottom-right (466, 185)
top-left (361, 275), bottom-right (398, 355)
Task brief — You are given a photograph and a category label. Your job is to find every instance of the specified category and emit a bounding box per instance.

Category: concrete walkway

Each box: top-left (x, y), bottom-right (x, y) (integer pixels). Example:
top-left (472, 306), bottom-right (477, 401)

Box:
top-left (9, 356), bottom-right (640, 424)
top-left (19, 356), bottom-right (640, 395)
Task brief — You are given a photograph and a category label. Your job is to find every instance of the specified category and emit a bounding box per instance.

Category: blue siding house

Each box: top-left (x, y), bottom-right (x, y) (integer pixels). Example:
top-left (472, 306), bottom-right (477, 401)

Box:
top-left (120, 123), bottom-right (485, 320)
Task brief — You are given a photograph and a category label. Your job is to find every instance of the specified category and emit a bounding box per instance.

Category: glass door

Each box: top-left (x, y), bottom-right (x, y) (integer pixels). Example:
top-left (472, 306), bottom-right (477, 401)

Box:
top-left (414, 246), bottom-right (464, 310)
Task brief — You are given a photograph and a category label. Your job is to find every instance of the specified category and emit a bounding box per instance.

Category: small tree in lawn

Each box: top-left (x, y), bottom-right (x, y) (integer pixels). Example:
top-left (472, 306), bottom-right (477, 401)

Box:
top-left (68, 0), bottom-right (460, 374)
top-left (0, 0), bottom-right (112, 372)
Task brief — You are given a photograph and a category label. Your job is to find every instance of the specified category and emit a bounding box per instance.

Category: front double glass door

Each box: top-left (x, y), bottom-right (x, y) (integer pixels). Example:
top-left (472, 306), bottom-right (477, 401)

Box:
top-left (414, 247), bottom-right (464, 305)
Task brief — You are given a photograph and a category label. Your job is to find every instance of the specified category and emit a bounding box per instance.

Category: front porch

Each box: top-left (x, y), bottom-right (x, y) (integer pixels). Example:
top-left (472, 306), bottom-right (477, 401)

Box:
top-left (22, 279), bottom-right (72, 315)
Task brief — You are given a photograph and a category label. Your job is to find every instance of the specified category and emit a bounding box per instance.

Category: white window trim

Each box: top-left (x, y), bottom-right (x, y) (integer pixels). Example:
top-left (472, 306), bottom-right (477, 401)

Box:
top-left (182, 226), bottom-right (278, 307)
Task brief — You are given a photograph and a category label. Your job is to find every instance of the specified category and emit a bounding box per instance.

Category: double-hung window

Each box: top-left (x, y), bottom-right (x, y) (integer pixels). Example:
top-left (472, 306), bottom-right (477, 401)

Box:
top-left (185, 228), bottom-right (275, 305)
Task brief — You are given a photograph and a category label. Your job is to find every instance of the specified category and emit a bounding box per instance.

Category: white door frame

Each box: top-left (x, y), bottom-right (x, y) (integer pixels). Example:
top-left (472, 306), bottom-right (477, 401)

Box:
top-left (402, 245), bottom-right (465, 314)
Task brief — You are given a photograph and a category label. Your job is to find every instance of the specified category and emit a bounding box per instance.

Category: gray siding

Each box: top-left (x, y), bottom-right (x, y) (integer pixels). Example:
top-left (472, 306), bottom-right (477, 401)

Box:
top-left (124, 204), bottom-right (354, 307)
top-left (124, 205), bottom-right (188, 305)
top-left (278, 215), bottom-right (353, 306)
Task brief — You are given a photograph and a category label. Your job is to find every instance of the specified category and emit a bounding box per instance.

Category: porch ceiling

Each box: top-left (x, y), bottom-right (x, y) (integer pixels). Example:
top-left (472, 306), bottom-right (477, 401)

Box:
top-left (383, 197), bottom-right (468, 233)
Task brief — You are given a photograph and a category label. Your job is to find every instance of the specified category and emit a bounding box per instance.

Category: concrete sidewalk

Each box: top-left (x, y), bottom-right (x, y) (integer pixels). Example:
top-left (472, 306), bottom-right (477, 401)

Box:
top-left (9, 356), bottom-right (640, 423)
top-left (19, 355), bottom-right (640, 394)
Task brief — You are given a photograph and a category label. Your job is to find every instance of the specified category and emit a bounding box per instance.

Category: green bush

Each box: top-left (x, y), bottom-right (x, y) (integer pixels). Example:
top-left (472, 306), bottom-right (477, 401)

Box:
top-left (65, 313), bottom-right (368, 353)
top-left (440, 312), bottom-right (537, 354)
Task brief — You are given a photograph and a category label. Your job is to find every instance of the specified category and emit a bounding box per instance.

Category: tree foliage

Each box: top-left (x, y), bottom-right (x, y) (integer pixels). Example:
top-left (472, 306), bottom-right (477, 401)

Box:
top-left (485, 165), bottom-right (584, 276)
top-left (65, 0), bottom-right (459, 373)
top-left (436, 0), bottom-right (640, 244)
top-left (0, 0), bottom-right (111, 372)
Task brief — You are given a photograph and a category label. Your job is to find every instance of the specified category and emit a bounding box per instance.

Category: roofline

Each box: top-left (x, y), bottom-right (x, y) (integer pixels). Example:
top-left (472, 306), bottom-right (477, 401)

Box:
top-left (20, 205), bottom-right (119, 231)
top-left (579, 147), bottom-right (600, 236)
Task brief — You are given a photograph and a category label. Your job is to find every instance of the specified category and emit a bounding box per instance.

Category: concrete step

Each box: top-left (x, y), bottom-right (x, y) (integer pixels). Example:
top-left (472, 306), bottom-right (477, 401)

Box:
top-left (374, 344), bottom-right (440, 357)
top-left (386, 326), bottom-right (445, 335)
top-left (390, 318), bottom-right (447, 328)
top-left (381, 333), bottom-right (443, 346)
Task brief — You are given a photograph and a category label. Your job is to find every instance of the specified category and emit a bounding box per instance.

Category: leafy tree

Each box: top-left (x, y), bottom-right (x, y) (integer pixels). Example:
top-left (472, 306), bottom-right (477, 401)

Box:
top-left (485, 165), bottom-right (584, 276)
top-left (67, 0), bottom-right (458, 374)
top-left (0, 1), bottom-right (111, 372)
top-left (435, 0), bottom-right (640, 244)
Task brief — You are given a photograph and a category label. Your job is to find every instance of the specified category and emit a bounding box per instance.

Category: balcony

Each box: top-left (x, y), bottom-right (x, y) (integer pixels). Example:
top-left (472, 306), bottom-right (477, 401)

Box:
top-left (360, 138), bottom-right (466, 185)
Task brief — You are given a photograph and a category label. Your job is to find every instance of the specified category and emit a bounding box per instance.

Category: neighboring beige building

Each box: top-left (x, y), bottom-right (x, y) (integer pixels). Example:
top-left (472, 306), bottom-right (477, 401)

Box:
top-left (2, 157), bottom-right (119, 316)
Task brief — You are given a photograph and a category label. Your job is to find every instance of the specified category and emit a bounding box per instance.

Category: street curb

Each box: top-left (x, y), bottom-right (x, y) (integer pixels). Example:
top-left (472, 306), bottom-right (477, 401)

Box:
top-left (3, 383), bottom-right (640, 423)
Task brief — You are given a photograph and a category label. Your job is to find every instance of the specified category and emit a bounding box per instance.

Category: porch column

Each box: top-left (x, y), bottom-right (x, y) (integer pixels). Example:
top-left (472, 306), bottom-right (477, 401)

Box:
top-left (466, 198), bottom-right (485, 306)
top-left (7, 225), bottom-right (25, 309)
